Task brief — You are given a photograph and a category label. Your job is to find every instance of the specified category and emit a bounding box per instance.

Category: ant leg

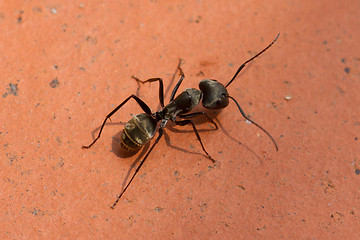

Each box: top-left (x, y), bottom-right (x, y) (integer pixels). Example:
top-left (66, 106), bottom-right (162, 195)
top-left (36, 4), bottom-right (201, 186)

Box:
top-left (178, 112), bottom-right (218, 130)
top-left (111, 127), bottom-right (164, 209)
top-left (132, 76), bottom-right (165, 108)
top-left (170, 61), bottom-right (185, 101)
top-left (225, 33), bottom-right (280, 88)
top-left (82, 94), bottom-right (152, 149)
top-left (174, 119), bottom-right (215, 163)
top-left (227, 95), bottom-right (278, 151)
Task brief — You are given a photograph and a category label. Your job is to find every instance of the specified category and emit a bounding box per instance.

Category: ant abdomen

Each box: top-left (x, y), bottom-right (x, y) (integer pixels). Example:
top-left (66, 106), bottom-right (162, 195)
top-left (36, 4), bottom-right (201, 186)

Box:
top-left (120, 113), bottom-right (157, 151)
top-left (199, 79), bottom-right (229, 109)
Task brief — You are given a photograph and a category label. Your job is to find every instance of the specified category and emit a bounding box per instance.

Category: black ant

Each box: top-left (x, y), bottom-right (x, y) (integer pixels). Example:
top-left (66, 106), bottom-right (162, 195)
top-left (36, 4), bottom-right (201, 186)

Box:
top-left (83, 34), bottom-right (280, 208)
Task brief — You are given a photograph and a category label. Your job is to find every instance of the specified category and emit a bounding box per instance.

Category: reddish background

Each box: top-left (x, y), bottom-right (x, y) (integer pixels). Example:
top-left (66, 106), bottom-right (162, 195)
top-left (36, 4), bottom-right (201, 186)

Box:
top-left (1, 0), bottom-right (359, 239)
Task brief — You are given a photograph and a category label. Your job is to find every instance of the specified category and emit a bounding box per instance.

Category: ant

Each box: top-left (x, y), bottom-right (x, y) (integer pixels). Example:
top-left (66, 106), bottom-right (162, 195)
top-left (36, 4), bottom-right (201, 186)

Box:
top-left (82, 34), bottom-right (280, 209)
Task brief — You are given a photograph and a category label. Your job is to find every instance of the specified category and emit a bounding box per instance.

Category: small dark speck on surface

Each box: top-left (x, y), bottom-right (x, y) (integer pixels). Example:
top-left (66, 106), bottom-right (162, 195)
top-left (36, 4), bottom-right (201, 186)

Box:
top-left (355, 137), bottom-right (358, 141)
top-left (154, 206), bottom-right (163, 212)
top-left (3, 83), bottom-right (19, 97)
top-left (50, 78), bottom-right (60, 88)
top-left (9, 83), bottom-right (18, 96)
top-left (355, 169), bottom-right (360, 175)
top-left (31, 208), bottom-right (40, 216)
top-left (344, 67), bottom-right (350, 74)
top-left (196, 71), bottom-right (204, 77)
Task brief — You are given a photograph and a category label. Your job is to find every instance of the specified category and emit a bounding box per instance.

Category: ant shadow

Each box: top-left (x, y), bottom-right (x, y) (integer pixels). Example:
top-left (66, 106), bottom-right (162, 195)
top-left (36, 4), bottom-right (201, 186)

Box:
top-left (87, 110), bottom-right (262, 197)
top-left (162, 108), bottom-right (263, 164)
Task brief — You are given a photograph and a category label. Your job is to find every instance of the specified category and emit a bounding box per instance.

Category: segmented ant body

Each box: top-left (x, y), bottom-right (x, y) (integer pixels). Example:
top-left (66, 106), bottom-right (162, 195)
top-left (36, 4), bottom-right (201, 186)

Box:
top-left (83, 34), bottom-right (279, 208)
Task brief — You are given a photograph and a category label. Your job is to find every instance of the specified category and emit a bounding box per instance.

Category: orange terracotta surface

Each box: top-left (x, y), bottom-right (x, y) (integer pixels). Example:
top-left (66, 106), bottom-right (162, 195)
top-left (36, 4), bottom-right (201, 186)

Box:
top-left (1, 0), bottom-right (359, 239)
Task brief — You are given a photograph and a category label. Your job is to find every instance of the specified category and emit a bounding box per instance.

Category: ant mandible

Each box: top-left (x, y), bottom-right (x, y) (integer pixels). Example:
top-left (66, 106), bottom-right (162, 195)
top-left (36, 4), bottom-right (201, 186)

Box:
top-left (82, 34), bottom-right (280, 208)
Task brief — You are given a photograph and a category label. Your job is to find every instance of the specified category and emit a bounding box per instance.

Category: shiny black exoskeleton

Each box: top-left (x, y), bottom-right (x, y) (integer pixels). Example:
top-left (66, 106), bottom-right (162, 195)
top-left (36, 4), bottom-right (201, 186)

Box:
top-left (83, 34), bottom-right (280, 208)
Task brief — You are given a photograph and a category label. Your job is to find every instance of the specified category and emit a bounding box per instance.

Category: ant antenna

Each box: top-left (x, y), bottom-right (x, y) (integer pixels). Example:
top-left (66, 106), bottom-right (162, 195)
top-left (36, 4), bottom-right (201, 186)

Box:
top-left (225, 33), bottom-right (280, 88)
top-left (227, 95), bottom-right (278, 151)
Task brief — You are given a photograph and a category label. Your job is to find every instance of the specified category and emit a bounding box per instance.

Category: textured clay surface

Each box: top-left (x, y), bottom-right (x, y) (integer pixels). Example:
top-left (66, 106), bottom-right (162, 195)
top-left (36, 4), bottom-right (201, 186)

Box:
top-left (1, 0), bottom-right (359, 239)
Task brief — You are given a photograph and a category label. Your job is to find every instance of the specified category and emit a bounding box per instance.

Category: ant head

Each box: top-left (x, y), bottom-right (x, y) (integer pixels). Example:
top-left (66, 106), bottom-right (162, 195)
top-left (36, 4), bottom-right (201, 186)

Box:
top-left (199, 79), bottom-right (229, 109)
